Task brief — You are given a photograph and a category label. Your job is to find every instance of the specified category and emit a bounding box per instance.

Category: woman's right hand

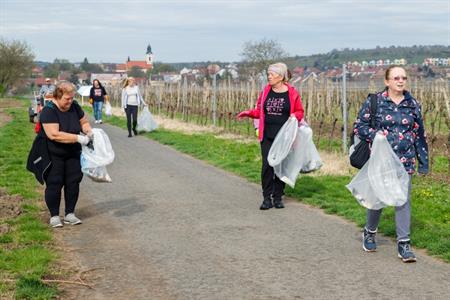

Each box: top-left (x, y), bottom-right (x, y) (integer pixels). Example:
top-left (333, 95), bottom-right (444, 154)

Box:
top-left (236, 110), bottom-right (250, 119)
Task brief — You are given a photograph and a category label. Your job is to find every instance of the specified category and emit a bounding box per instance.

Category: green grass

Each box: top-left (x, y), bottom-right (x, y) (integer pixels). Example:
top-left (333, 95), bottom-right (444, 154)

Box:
top-left (106, 113), bottom-right (450, 262)
top-left (0, 99), bottom-right (57, 299)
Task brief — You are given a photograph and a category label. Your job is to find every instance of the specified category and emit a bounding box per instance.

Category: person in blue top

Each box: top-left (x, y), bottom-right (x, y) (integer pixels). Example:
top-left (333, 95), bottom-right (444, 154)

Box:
top-left (353, 65), bottom-right (429, 262)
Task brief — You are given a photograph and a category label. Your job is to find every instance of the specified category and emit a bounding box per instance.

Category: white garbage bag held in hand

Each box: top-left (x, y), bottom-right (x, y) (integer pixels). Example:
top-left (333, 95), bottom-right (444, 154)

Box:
top-left (273, 120), bottom-right (322, 188)
top-left (137, 106), bottom-right (158, 132)
top-left (105, 102), bottom-right (112, 117)
top-left (80, 128), bottom-right (115, 183)
top-left (297, 122), bottom-right (322, 173)
top-left (368, 133), bottom-right (409, 206)
top-left (268, 116), bottom-right (298, 167)
top-left (346, 132), bottom-right (409, 209)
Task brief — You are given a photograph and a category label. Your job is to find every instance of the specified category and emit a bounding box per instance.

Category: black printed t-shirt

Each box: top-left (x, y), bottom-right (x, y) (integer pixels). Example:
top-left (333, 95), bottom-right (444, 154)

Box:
top-left (90, 86), bottom-right (107, 102)
top-left (264, 89), bottom-right (290, 139)
top-left (39, 101), bottom-right (84, 157)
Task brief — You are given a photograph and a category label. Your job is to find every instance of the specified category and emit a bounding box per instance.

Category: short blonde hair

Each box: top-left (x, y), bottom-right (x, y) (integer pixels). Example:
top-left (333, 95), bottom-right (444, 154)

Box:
top-left (53, 82), bottom-right (75, 99)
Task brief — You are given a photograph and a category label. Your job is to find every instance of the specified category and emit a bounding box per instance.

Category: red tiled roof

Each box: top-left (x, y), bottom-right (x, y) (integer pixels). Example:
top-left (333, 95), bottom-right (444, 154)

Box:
top-left (116, 64), bottom-right (127, 70)
top-left (35, 77), bottom-right (47, 86)
top-left (127, 61), bottom-right (151, 69)
top-left (32, 66), bottom-right (43, 73)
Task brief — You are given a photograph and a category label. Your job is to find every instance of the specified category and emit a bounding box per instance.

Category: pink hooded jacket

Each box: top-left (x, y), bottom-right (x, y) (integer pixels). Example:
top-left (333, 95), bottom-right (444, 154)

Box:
top-left (244, 83), bottom-right (304, 141)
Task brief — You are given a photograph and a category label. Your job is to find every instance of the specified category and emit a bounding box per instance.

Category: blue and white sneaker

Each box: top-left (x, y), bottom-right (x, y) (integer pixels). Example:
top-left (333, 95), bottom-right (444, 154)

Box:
top-left (398, 241), bottom-right (417, 263)
top-left (362, 228), bottom-right (377, 252)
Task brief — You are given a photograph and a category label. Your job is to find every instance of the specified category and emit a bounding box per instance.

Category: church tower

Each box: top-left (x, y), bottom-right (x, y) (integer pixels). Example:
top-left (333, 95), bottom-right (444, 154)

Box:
top-left (146, 44), bottom-right (154, 65)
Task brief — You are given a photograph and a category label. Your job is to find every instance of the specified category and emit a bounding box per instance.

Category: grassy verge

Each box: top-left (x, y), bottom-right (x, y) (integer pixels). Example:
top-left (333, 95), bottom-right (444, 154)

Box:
top-left (105, 113), bottom-right (450, 262)
top-left (0, 101), bottom-right (57, 299)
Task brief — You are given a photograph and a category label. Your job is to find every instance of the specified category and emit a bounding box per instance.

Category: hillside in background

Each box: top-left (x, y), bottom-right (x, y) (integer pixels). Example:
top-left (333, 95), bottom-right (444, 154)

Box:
top-left (165, 45), bottom-right (449, 70)
top-left (284, 45), bottom-right (450, 69)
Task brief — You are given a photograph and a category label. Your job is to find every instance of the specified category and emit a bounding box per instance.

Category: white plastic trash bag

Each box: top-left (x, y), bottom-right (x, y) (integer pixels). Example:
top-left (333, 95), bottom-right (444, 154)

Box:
top-left (268, 116), bottom-right (298, 166)
top-left (80, 128), bottom-right (115, 183)
top-left (368, 133), bottom-right (409, 206)
top-left (273, 122), bottom-right (322, 188)
top-left (346, 162), bottom-right (386, 210)
top-left (346, 132), bottom-right (409, 209)
top-left (137, 106), bottom-right (158, 132)
top-left (105, 102), bottom-right (112, 117)
top-left (297, 124), bottom-right (323, 173)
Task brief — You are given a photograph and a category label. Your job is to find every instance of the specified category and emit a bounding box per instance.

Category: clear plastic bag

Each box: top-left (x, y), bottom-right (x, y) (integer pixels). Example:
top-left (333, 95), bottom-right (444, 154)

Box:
top-left (268, 116), bottom-right (298, 166)
top-left (81, 128), bottom-right (115, 183)
top-left (368, 133), bottom-right (409, 206)
top-left (346, 132), bottom-right (409, 209)
top-left (297, 124), bottom-right (322, 173)
top-left (137, 106), bottom-right (158, 132)
top-left (346, 162), bottom-right (386, 209)
top-left (273, 122), bottom-right (322, 188)
top-left (105, 102), bottom-right (112, 117)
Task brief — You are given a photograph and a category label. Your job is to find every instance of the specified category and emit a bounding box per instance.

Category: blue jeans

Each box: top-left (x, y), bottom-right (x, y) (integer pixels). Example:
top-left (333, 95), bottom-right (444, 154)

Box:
top-left (93, 101), bottom-right (103, 121)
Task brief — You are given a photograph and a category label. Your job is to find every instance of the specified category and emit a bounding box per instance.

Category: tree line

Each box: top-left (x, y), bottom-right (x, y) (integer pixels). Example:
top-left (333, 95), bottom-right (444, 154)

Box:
top-left (1, 37), bottom-right (448, 96)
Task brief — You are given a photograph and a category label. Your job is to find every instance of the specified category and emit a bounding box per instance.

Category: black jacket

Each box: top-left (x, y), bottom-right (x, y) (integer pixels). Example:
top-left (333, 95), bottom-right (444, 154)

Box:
top-left (26, 133), bottom-right (51, 185)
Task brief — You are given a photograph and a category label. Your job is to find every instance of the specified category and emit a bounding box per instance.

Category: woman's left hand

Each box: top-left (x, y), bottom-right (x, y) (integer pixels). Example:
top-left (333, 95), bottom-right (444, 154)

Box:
top-left (86, 131), bottom-right (94, 141)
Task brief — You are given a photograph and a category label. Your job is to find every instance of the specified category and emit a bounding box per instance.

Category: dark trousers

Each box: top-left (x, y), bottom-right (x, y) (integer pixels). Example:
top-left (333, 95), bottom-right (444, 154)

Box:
top-left (125, 105), bottom-right (138, 135)
top-left (261, 137), bottom-right (285, 202)
top-left (44, 155), bottom-right (83, 216)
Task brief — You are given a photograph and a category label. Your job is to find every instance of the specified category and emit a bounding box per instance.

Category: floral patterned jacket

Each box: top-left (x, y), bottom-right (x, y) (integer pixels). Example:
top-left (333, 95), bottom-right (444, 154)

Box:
top-left (353, 89), bottom-right (428, 174)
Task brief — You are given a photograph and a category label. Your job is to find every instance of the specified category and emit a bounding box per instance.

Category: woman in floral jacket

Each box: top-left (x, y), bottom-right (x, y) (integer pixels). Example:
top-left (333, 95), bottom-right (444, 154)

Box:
top-left (354, 65), bottom-right (428, 263)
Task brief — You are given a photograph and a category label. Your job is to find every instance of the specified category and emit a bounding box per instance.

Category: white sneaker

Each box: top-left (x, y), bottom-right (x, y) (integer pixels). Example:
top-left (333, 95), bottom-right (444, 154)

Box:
top-left (99, 120), bottom-right (103, 124)
top-left (49, 216), bottom-right (63, 228)
top-left (64, 213), bottom-right (82, 225)
top-left (94, 120), bottom-right (99, 124)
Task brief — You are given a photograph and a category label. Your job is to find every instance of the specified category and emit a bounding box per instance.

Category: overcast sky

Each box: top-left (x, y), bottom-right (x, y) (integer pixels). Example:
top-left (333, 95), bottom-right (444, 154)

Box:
top-left (1, 0), bottom-right (448, 63)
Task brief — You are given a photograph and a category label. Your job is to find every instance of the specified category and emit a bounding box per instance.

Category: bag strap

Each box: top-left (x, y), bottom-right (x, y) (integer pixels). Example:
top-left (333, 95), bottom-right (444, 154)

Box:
top-left (368, 93), bottom-right (378, 129)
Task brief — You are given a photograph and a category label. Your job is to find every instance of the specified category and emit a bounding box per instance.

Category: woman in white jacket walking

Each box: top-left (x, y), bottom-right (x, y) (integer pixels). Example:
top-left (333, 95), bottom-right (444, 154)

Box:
top-left (121, 77), bottom-right (146, 137)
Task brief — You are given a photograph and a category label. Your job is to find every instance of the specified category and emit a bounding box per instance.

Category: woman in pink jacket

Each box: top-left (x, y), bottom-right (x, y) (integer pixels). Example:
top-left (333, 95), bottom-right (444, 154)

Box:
top-left (238, 63), bottom-right (304, 210)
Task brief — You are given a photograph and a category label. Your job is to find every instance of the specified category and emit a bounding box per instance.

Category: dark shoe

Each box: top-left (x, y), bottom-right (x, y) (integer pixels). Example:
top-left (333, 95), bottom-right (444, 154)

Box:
top-left (259, 198), bottom-right (273, 210)
top-left (397, 241), bottom-right (417, 263)
top-left (133, 129), bottom-right (138, 135)
top-left (273, 199), bottom-right (284, 209)
top-left (128, 133), bottom-right (132, 137)
top-left (362, 228), bottom-right (377, 252)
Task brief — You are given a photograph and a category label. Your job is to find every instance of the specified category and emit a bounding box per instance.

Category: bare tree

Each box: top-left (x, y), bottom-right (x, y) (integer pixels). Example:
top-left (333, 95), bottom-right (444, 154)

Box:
top-left (240, 38), bottom-right (288, 78)
top-left (0, 39), bottom-right (34, 95)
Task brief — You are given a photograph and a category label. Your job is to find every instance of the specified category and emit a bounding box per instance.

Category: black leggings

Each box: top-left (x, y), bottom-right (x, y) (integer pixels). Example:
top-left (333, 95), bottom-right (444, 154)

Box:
top-left (44, 155), bottom-right (83, 216)
top-left (260, 137), bottom-right (285, 201)
top-left (125, 105), bottom-right (138, 134)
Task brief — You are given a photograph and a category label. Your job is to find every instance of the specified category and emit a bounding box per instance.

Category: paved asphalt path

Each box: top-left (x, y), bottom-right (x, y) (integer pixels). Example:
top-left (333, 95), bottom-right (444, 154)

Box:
top-left (61, 123), bottom-right (450, 300)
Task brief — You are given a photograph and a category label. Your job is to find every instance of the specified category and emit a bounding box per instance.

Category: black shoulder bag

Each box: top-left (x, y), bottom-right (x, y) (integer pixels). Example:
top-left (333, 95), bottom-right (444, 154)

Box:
top-left (349, 94), bottom-right (378, 169)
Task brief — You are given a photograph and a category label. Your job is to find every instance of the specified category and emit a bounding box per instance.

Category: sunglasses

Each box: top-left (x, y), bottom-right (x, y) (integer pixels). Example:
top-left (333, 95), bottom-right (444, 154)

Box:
top-left (390, 76), bottom-right (407, 81)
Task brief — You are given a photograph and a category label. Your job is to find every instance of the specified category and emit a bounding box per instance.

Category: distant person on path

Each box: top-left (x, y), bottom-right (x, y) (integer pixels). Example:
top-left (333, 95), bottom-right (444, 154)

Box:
top-left (353, 66), bottom-right (428, 262)
top-left (89, 79), bottom-right (108, 124)
top-left (39, 78), bottom-right (56, 105)
top-left (39, 82), bottom-right (93, 227)
top-left (237, 62), bottom-right (304, 210)
top-left (121, 77), bottom-right (146, 137)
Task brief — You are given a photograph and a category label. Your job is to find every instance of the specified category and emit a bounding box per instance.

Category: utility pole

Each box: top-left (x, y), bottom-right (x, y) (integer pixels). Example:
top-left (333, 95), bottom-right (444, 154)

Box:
top-left (212, 72), bottom-right (217, 126)
top-left (342, 63), bottom-right (348, 153)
